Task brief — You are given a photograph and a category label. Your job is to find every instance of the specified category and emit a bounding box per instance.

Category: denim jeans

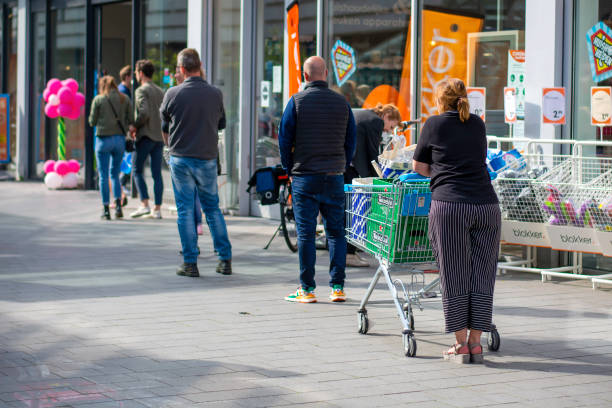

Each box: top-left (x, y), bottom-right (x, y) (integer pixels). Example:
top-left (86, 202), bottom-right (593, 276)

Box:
top-left (291, 174), bottom-right (346, 290)
top-left (95, 135), bottom-right (125, 205)
top-left (133, 137), bottom-right (164, 206)
top-left (169, 155), bottom-right (232, 263)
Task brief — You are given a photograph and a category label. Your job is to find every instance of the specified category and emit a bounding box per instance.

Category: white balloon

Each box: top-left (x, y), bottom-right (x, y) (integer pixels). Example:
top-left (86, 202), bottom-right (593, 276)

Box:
top-left (44, 172), bottom-right (63, 189)
top-left (61, 173), bottom-right (78, 189)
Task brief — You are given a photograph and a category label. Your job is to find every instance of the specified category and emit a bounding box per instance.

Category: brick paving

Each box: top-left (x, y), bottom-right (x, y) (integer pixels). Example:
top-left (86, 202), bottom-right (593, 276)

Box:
top-left (1, 181), bottom-right (612, 408)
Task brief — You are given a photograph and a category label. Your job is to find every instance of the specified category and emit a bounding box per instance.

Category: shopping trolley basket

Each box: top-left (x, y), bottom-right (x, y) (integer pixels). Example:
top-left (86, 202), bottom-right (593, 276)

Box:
top-left (345, 178), bottom-right (501, 357)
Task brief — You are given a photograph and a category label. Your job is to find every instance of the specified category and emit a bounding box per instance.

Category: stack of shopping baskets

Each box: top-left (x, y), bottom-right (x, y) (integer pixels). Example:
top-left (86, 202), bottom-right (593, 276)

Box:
top-left (345, 177), bottom-right (501, 356)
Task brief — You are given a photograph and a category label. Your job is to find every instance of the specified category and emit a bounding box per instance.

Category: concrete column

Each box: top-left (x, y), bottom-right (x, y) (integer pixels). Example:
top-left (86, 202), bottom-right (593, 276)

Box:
top-left (238, 0), bottom-right (255, 216)
top-left (524, 0), bottom-right (565, 140)
top-left (187, 0), bottom-right (211, 76)
top-left (15, 0), bottom-right (30, 180)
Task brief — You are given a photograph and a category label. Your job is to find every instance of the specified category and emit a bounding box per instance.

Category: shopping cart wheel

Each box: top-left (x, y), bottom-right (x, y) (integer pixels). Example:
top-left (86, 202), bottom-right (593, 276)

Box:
top-left (358, 312), bottom-right (369, 335)
top-left (403, 334), bottom-right (417, 357)
top-left (487, 326), bottom-right (501, 352)
top-left (403, 310), bottom-right (415, 331)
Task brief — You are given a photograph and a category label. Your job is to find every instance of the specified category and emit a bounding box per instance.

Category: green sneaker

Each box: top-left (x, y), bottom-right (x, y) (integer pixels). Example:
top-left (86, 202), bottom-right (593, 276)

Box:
top-left (330, 284), bottom-right (346, 302)
top-left (285, 287), bottom-right (317, 303)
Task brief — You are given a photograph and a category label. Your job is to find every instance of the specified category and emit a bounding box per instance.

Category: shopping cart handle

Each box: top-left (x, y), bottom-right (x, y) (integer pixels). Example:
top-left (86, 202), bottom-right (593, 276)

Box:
top-left (398, 173), bottom-right (429, 182)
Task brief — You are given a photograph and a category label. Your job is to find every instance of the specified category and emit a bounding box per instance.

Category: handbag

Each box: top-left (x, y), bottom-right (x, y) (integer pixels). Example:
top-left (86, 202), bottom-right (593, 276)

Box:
top-left (106, 96), bottom-right (134, 152)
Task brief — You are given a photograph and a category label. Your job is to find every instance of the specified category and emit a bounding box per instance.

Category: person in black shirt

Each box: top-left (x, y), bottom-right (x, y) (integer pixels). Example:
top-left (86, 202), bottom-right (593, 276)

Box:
top-left (413, 78), bottom-right (501, 364)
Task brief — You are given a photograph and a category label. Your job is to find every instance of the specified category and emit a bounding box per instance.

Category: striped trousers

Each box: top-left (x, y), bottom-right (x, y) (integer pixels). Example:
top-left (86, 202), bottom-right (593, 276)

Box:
top-left (428, 200), bottom-right (501, 333)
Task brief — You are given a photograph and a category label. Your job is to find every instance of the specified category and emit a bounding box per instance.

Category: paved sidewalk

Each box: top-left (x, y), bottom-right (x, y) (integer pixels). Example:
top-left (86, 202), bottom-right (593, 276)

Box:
top-left (1, 182), bottom-right (612, 408)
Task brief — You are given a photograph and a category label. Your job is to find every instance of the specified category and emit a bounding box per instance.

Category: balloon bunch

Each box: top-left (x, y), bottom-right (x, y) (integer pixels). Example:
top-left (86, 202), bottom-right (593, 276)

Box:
top-left (43, 79), bottom-right (85, 121)
top-left (43, 159), bottom-right (80, 189)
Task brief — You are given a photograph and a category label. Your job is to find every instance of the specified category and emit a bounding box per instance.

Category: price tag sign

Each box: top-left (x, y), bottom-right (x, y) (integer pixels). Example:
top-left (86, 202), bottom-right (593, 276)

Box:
top-left (504, 87), bottom-right (517, 124)
top-left (591, 86), bottom-right (612, 126)
top-left (542, 87), bottom-right (566, 124)
top-left (467, 87), bottom-right (486, 121)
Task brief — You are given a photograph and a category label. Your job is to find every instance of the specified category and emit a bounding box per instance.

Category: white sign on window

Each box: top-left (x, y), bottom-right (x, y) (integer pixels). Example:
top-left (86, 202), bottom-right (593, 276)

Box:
top-left (261, 81), bottom-right (271, 108)
top-left (542, 87), bottom-right (566, 125)
top-left (467, 87), bottom-right (486, 121)
top-left (504, 87), bottom-right (517, 124)
top-left (272, 66), bottom-right (282, 94)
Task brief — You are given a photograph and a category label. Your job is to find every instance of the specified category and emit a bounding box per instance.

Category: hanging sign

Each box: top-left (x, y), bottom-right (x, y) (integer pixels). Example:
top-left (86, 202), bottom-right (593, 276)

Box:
top-left (542, 87), bottom-right (566, 125)
top-left (0, 94), bottom-right (9, 164)
top-left (331, 40), bottom-right (357, 87)
top-left (586, 22), bottom-right (612, 83)
top-left (466, 87), bottom-right (486, 121)
top-left (591, 86), bottom-right (612, 126)
top-left (286, 1), bottom-right (301, 97)
top-left (504, 87), bottom-right (517, 124)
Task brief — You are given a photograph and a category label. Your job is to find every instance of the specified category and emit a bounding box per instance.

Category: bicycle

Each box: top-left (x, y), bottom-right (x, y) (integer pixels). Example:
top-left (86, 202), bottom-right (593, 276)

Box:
top-left (263, 176), bottom-right (298, 253)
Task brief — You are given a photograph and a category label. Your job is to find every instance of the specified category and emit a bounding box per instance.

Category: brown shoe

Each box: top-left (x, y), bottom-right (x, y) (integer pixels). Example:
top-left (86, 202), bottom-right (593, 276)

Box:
top-left (443, 343), bottom-right (470, 364)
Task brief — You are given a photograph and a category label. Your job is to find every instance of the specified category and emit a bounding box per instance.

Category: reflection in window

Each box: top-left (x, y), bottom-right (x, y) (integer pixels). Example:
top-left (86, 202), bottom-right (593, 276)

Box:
top-left (32, 12), bottom-right (46, 173)
top-left (7, 6), bottom-right (17, 163)
top-left (142, 0), bottom-right (188, 90)
top-left (49, 7), bottom-right (86, 163)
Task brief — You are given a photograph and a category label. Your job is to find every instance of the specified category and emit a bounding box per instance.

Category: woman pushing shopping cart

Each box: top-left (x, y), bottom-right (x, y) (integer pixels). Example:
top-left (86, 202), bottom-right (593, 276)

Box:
top-left (346, 78), bottom-right (501, 362)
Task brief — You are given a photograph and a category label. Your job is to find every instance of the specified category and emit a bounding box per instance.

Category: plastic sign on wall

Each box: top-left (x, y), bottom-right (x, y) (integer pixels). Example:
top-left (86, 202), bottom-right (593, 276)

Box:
top-left (586, 22), bottom-right (612, 83)
top-left (591, 86), bottom-right (612, 126)
top-left (466, 87), bottom-right (486, 121)
top-left (542, 87), bottom-right (566, 125)
top-left (331, 40), bottom-right (357, 87)
top-left (0, 94), bottom-right (9, 164)
top-left (504, 87), bottom-right (517, 124)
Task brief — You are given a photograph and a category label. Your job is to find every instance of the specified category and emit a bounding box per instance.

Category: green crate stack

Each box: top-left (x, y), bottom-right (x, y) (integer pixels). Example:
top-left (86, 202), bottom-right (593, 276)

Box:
top-left (366, 212), bottom-right (434, 263)
top-left (371, 178), bottom-right (430, 220)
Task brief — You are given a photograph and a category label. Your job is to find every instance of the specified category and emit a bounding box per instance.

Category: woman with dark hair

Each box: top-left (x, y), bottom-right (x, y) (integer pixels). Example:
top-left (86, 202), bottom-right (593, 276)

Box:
top-left (88, 75), bottom-right (134, 220)
top-left (412, 78), bottom-right (501, 364)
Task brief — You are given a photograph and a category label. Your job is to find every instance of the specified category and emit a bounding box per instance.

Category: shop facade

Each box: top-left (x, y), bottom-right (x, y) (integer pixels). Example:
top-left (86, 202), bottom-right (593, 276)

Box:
top-left (0, 0), bottom-right (610, 221)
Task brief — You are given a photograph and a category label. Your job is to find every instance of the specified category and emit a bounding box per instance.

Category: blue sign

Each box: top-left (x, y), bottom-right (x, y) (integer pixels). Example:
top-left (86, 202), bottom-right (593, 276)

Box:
top-left (586, 22), bottom-right (612, 83)
top-left (331, 40), bottom-right (357, 87)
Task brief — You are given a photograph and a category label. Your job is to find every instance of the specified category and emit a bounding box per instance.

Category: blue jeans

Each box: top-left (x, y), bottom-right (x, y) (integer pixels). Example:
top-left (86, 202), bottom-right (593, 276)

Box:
top-left (292, 174), bottom-right (346, 290)
top-left (133, 137), bottom-right (164, 206)
top-left (169, 156), bottom-right (232, 263)
top-left (95, 135), bottom-right (125, 205)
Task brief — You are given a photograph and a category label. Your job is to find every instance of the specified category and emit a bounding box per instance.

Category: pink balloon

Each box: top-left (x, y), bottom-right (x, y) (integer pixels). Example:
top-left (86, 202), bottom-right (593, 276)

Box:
top-left (48, 94), bottom-right (60, 106)
top-left (67, 108), bottom-right (81, 121)
top-left (67, 159), bottom-right (80, 173)
top-left (58, 103), bottom-right (72, 117)
top-left (47, 78), bottom-right (62, 94)
top-left (45, 104), bottom-right (59, 118)
top-left (43, 89), bottom-right (51, 103)
top-left (58, 87), bottom-right (74, 104)
top-left (44, 160), bottom-right (56, 174)
top-left (55, 160), bottom-right (69, 176)
top-left (74, 92), bottom-right (86, 107)
top-left (62, 78), bottom-right (79, 93)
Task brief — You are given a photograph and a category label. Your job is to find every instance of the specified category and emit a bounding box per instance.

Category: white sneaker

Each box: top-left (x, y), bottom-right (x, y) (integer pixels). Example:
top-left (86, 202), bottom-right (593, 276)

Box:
top-left (130, 206), bottom-right (151, 218)
top-left (151, 210), bottom-right (162, 219)
top-left (346, 253), bottom-right (370, 267)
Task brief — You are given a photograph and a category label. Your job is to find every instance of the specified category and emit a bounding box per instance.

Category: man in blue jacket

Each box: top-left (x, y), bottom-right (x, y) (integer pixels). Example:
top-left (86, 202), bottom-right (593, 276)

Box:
top-left (279, 56), bottom-right (356, 303)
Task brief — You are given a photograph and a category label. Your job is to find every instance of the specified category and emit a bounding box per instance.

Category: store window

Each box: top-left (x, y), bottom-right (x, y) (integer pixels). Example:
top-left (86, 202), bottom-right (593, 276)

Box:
top-left (31, 10), bottom-right (46, 176)
top-left (213, 0), bottom-right (241, 210)
top-left (49, 6), bottom-right (86, 164)
top-left (254, 0), bottom-right (316, 172)
top-left (7, 5), bottom-right (17, 164)
top-left (142, 0), bottom-right (187, 90)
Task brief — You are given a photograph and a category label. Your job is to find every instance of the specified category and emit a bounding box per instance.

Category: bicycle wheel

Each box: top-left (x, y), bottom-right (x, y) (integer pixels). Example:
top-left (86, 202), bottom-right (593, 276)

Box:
top-left (279, 183), bottom-right (298, 253)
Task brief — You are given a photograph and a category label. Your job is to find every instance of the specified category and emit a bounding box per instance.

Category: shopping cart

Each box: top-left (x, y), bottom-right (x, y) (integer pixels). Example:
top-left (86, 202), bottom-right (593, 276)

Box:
top-left (345, 178), bottom-right (501, 356)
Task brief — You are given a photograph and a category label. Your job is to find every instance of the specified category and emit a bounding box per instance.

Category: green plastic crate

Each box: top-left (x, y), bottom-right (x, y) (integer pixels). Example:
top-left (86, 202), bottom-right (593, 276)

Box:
top-left (371, 179), bottom-right (431, 220)
top-left (366, 212), bottom-right (434, 263)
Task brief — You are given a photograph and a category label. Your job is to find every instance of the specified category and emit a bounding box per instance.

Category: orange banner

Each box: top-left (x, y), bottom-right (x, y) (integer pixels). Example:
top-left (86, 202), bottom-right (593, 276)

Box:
top-left (0, 95), bottom-right (9, 163)
top-left (287, 2), bottom-right (302, 97)
top-left (363, 10), bottom-right (483, 125)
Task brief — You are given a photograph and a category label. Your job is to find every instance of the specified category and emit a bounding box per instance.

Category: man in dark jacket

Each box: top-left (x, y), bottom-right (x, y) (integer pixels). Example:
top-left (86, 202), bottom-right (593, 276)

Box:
top-left (279, 56), bottom-right (356, 303)
top-left (160, 48), bottom-right (232, 278)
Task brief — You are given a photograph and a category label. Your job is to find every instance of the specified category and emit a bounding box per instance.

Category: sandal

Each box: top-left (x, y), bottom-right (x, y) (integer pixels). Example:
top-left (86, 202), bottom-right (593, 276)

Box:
top-left (443, 342), bottom-right (470, 364)
top-left (469, 343), bottom-right (484, 364)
